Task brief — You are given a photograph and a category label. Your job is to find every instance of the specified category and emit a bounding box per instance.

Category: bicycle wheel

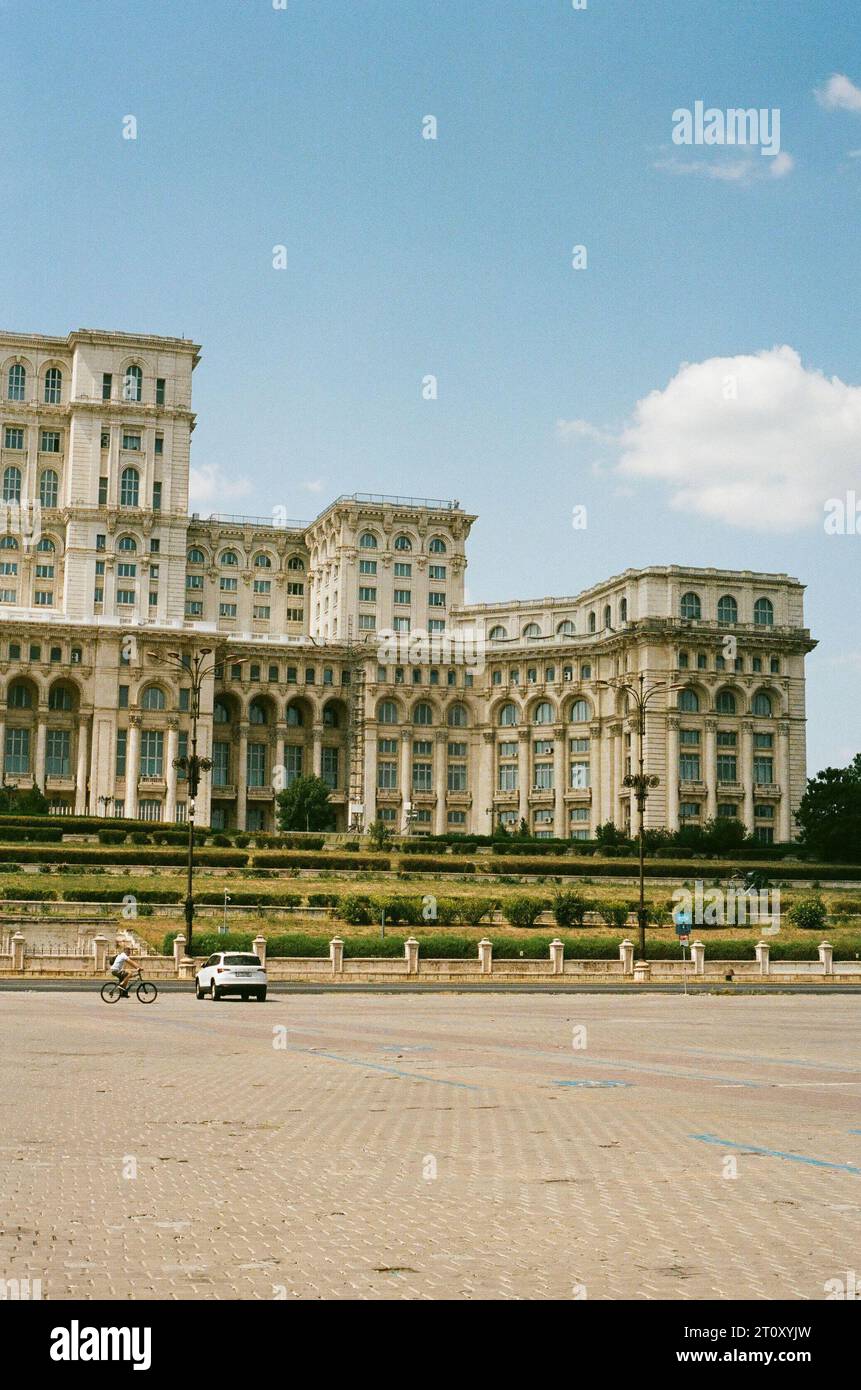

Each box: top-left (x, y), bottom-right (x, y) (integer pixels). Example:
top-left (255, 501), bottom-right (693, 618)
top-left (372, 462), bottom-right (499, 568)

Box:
top-left (136, 980), bottom-right (158, 1003)
top-left (101, 980), bottom-right (122, 1003)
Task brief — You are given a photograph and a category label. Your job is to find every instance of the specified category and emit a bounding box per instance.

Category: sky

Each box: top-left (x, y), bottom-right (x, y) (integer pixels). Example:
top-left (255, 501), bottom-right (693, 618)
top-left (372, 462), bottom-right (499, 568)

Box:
top-left (2, 0), bottom-right (860, 778)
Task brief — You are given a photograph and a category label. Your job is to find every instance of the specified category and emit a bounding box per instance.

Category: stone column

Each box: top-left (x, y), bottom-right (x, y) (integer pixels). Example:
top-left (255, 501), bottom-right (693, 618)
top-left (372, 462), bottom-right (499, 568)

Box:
top-left (399, 732), bottom-right (412, 826)
top-left (362, 720), bottom-right (377, 826)
top-left (478, 938), bottom-right (493, 975)
top-left (549, 938), bottom-right (564, 975)
top-left (329, 936), bottom-right (344, 974)
top-left (627, 716), bottom-right (639, 828)
top-left (704, 718), bottom-right (717, 821)
top-left (126, 716), bottom-right (140, 819)
top-left (404, 936), bottom-right (419, 974)
top-left (755, 940), bottom-right (770, 976)
top-left (612, 721), bottom-right (623, 828)
top-left (741, 720), bottom-right (754, 833)
top-left (477, 730), bottom-right (494, 834)
top-left (165, 718), bottom-right (179, 822)
top-left (237, 722), bottom-right (249, 830)
top-left (312, 722), bottom-right (323, 777)
top-left (517, 728), bottom-right (530, 828)
top-left (589, 719), bottom-right (601, 837)
top-left (553, 724), bottom-right (566, 837)
top-left (74, 718), bottom-right (89, 814)
top-left (434, 731), bottom-right (447, 834)
top-left (666, 716), bottom-right (680, 832)
top-left (274, 721), bottom-right (286, 791)
top-left (35, 717), bottom-right (47, 789)
top-left (0, 716), bottom-right (5, 778)
top-left (777, 721), bottom-right (791, 841)
top-left (600, 719), bottom-right (613, 823)
top-left (253, 934), bottom-right (266, 967)
top-left (818, 940), bottom-right (833, 976)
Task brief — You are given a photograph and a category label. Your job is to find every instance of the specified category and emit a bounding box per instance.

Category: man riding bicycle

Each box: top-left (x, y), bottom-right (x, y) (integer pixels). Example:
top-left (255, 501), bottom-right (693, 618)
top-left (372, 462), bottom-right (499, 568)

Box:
top-left (109, 947), bottom-right (140, 998)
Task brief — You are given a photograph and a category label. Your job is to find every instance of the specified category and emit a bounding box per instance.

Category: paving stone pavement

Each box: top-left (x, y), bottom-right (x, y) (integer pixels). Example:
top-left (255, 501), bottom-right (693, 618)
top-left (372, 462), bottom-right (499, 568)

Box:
top-left (0, 991), bottom-right (859, 1300)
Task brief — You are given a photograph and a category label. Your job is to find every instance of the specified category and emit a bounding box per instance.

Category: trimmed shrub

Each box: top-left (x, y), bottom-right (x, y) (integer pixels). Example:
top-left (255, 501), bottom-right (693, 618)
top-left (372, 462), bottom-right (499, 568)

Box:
top-left (398, 857), bottom-right (474, 874)
top-left (340, 894), bottom-right (374, 925)
top-left (252, 852), bottom-right (390, 871)
top-left (458, 897), bottom-right (495, 927)
top-left (600, 902), bottom-right (630, 928)
top-left (503, 895), bottom-right (548, 929)
top-left (0, 885), bottom-right (56, 900)
top-left (787, 897), bottom-right (828, 932)
top-left (97, 829), bottom-right (126, 845)
top-left (307, 893), bottom-right (340, 907)
top-left (552, 891), bottom-right (589, 930)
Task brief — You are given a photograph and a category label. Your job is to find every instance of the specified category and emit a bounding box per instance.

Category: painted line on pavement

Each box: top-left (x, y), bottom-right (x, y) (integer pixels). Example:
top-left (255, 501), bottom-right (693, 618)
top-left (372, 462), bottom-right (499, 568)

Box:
top-left (690, 1132), bottom-right (861, 1174)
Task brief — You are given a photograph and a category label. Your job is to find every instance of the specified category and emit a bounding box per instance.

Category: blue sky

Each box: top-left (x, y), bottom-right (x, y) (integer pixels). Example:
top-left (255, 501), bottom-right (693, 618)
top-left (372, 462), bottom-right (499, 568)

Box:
top-left (2, 0), bottom-right (860, 776)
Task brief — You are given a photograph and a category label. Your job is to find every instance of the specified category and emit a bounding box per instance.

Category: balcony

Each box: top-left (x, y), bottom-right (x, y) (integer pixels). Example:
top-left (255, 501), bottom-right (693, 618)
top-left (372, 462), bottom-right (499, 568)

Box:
top-left (247, 784), bottom-right (274, 800)
top-left (715, 781), bottom-right (744, 796)
top-left (138, 774), bottom-right (165, 789)
top-left (678, 780), bottom-right (707, 794)
top-left (754, 782), bottom-right (781, 798)
top-left (567, 786), bottom-right (592, 802)
top-left (210, 783), bottom-right (236, 799)
top-left (45, 774), bottom-right (75, 791)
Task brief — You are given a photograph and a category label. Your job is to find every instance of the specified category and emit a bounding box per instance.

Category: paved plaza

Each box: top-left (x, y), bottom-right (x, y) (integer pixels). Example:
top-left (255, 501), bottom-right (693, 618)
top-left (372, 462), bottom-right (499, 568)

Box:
top-left (0, 990), bottom-right (859, 1300)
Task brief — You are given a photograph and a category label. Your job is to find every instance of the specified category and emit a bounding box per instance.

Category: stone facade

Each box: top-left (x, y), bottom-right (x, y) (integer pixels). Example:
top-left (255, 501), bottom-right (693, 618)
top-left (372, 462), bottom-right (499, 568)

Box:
top-left (0, 328), bottom-right (816, 839)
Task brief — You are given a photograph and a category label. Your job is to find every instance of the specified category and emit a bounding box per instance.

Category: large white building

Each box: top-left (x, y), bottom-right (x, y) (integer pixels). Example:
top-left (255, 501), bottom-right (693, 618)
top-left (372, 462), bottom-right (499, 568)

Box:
top-left (0, 328), bottom-right (816, 840)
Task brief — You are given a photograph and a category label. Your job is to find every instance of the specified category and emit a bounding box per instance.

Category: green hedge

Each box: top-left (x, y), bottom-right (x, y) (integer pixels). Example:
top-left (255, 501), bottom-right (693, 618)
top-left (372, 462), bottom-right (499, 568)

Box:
top-left (397, 857), bottom-right (475, 874)
top-left (0, 846), bottom-right (248, 867)
top-left (0, 826), bottom-right (64, 843)
top-left (60, 887), bottom-right (184, 903)
top-left (0, 885), bottom-right (57, 900)
top-left (193, 890), bottom-right (303, 907)
top-left (252, 852), bottom-right (390, 870)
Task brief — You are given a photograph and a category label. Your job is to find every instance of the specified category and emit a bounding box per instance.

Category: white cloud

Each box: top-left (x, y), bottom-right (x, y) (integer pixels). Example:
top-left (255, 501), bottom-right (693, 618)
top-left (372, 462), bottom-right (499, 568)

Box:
top-left (655, 151), bottom-right (794, 183)
top-left (816, 73), bottom-right (861, 112)
top-left (302, 479), bottom-right (325, 493)
top-left (556, 418), bottom-right (617, 445)
top-left (614, 346), bottom-right (861, 532)
top-left (188, 463), bottom-right (251, 510)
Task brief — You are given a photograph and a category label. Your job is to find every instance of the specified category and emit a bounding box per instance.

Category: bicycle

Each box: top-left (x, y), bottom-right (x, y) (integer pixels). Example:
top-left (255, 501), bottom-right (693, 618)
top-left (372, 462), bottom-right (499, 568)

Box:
top-left (100, 968), bottom-right (158, 1004)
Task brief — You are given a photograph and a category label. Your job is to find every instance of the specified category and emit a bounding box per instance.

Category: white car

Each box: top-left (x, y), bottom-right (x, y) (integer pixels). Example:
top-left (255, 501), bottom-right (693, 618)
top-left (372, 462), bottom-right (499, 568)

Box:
top-left (195, 952), bottom-right (267, 1002)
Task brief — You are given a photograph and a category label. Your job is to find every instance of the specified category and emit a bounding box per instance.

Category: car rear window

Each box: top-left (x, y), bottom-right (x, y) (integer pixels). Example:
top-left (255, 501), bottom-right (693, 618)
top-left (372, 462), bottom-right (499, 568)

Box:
top-left (224, 954), bottom-right (263, 966)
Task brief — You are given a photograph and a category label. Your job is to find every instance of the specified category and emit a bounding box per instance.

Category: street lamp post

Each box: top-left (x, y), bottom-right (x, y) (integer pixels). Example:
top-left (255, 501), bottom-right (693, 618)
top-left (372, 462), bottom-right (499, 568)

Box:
top-left (146, 646), bottom-right (218, 958)
top-left (598, 672), bottom-right (682, 959)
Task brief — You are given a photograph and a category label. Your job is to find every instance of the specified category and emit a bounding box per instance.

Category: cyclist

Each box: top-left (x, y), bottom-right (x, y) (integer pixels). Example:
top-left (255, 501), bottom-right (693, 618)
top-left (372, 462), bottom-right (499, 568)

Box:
top-left (109, 947), bottom-right (140, 997)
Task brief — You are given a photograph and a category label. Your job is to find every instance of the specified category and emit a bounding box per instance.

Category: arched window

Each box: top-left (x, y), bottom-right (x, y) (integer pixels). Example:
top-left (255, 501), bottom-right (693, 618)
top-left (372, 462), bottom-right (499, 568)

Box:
top-left (715, 689), bottom-right (736, 715)
top-left (2, 466), bottom-right (21, 502)
top-left (499, 702), bottom-right (518, 727)
top-left (187, 548), bottom-right (205, 565)
top-left (680, 591), bottom-right (701, 620)
top-left (523, 623), bottom-right (541, 639)
top-left (377, 699), bottom-right (398, 724)
top-left (286, 704), bottom-right (304, 726)
top-left (123, 364), bottom-right (143, 402)
top-left (39, 469), bottom-right (59, 508)
top-left (678, 688), bottom-right (699, 713)
top-left (49, 685), bottom-right (73, 711)
top-left (752, 691), bottom-right (773, 717)
top-left (140, 686), bottom-right (166, 711)
top-left (119, 466), bottom-right (139, 507)
top-left (429, 537), bottom-right (447, 554)
top-left (8, 680), bottom-right (33, 708)
top-left (717, 594), bottom-right (738, 625)
top-left (322, 705), bottom-right (339, 727)
top-left (447, 703), bottom-right (467, 727)
top-left (7, 363), bottom-right (26, 400)
top-left (556, 620), bottom-right (575, 638)
top-left (393, 533), bottom-right (412, 551)
top-left (213, 699), bottom-right (230, 724)
top-left (249, 699), bottom-right (267, 725)
top-left (0, 536), bottom-right (17, 551)
top-left (37, 536), bottom-right (55, 554)
top-left (754, 597), bottom-right (774, 627)
top-left (588, 611), bottom-right (596, 633)
top-left (253, 553), bottom-right (272, 568)
top-left (44, 367), bottom-right (62, 404)
top-left (413, 701), bottom-right (433, 725)
top-left (580, 663), bottom-right (592, 680)
top-left (220, 550), bottom-right (238, 567)
top-left (359, 531), bottom-right (378, 550)
top-left (569, 699), bottom-right (590, 722)
top-left (117, 536), bottom-right (137, 553)
top-left (533, 700), bottom-right (553, 724)
top-left (619, 597), bottom-right (628, 622)
top-left (287, 555), bottom-right (305, 570)
top-left (603, 604), bottom-right (612, 629)
top-left (488, 626), bottom-right (508, 641)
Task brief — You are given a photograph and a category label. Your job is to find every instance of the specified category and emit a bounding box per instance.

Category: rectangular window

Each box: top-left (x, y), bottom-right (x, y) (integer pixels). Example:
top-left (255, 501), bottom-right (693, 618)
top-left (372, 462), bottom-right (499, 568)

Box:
top-left (359, 558), bottom-right (377, 575)
top-left (36, 562), bottom-right (55, 578)
top-left (4, 728), bottom-right (30, 776)
top-left (569, 760), bottom-right (590, 789)
top-left (447, 764), bottom-right (467, 791)
top-left (140, 730), bottom-right (164, 777)
top-left (754, 802), bottom-right (775, 819)
top-left (118, 685), bottom-right (129, 709)
top-left (448, 810), bottom-right (466, 825)
top-left (717, 802), bottom-right (738, 818)
top-left (394, 562), bottom-right (412, 578)
top-left (185, 600), bottom-right (203, 617)
top-left (122, 431), bottom-right (141, 451)
top-left (40, 430), bottom-right (60, 453)
top-left (680, 802), bottom-right (701, 821)
top-left (754, 825), bottom-right (774, 844)
top-left (429, 564), bottom-right (446, 580)
top-left (287, 581), bottom-right (304, 595)
top-left (716, 755), bottom-right (737, 783)
top-left (322, 746), bottom-right (339, 789)
top-left (212, 741), bottom-right (230, 787)
top-left (679, 753), bottom-right (701, 781)
top-left (499, 740), bottom-right (518, 758)
top-left (448, 742), bottom-right (467, 758)
top-left (152, 481), bottom-right (162, 510)
top-left (117, 562), bottom-right (136, 578)
top-left (754, 733), bottom-right (774, 749)
top-left (377, 760), bottom-right (398, 790)
top-left (570, 806), bottom-right (590, 822)
top-left (286, 607), bottom-right (304, 622)
top-left (155, 378), bottom-right (165, 405)
top-left (46, 729), bottom-right (71, 777)
top-left (413, 739), bottom-right (432, 756)
top-left (219, 602), bottom-right (237, 618)
top-left (34, 590), bottom-right (53, 606)
top-left (115, 728), bottom-right (127, 776)
top-left (186, 574), bottom-right (203, 590)
top-left (3, 427), bottom-right (23, 449)
top-left (253, 578), bottom-right (271, 594)
top-left (569, 736), bottom-right (589, 754)
top-left (358, 586), bottom-right (377, 602)
top-left (679, 728), bottom-right (700, 746)
top-left (220, 575), bottom-right (237, 591)
top-left (753, 757), bottom-right (774, 784)
top-left (97, 476), bottom-right (108, 506)
top-left (247, 743), bottom-right (267, 788)
top-left (102, 372), bottom-right (112, 400)
top-left (96, 533), bottom-right (106, 551)
top-left (139, 799), bottom-right (162, 823)
top-left (716, 731), bottom-right (737, 748)
top-left (428, 592), bottom-right (446, 607)
top-left (392, 617), bottom-right (410, 634)
top-left (284, 746), bottom-right (303, 785)
top-left (253, 605), bottom-right (271, 620)
top-left (394, 589), bottom-right (411, 605)
top-left (498, 764), bottom-right (518, 791)
top-left (412, 761), bottom-right (433, 791)
top-left (534, 763), bottom-right (554, 790)
top-left (358, 614), bottom-right (376, 630)
top-left (428, 619), bottom-right (445, 633)
top-left (116, 589), bottom-right (135, 605)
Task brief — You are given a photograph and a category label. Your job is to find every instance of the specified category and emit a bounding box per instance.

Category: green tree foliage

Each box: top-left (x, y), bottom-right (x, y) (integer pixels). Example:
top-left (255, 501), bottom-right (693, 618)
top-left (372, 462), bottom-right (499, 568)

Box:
top-left (795, 755), bottom-right (861, 862)
top-left (0, 781), bottom-right (49, 817)
top-left (275, 775), bottom-right (335, 832)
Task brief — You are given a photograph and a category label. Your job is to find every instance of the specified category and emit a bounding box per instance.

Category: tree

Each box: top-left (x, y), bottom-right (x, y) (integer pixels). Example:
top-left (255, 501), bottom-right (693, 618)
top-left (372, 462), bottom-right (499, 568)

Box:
top-left (595, 820), bottom-right (630, 849)
top-left (275, 775), bottom-right (335, 832)
top-left (795, 755), bottom-right (861, 862)
top-left (0, 781), bottom-right (49, 817)
top-left (365, 819), bottom-right (392, 852)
